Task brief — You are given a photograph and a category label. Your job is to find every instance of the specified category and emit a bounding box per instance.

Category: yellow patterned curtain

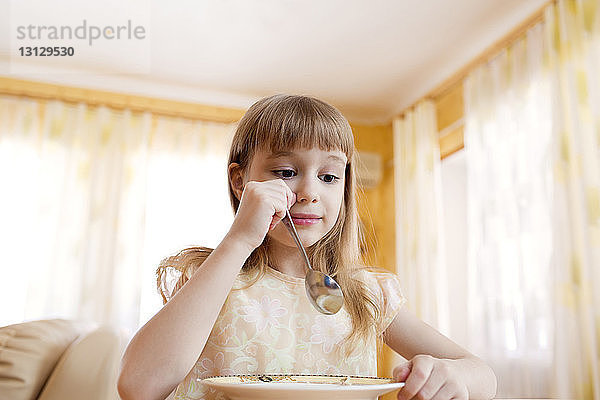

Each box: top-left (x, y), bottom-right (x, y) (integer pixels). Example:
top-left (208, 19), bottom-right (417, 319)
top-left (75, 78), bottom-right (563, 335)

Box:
top-left (0, 95), bottom-right (235, 334)
top-left (464, 0), bottom-right (600, 398)
top-left (545, 1), bottom-right (600, 398)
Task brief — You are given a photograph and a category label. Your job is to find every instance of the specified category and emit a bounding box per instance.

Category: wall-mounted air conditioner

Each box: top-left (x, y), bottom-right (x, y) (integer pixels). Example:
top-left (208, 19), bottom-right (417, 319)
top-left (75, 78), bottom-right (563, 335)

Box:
top-left (356, 151), bottom-right (383, 189)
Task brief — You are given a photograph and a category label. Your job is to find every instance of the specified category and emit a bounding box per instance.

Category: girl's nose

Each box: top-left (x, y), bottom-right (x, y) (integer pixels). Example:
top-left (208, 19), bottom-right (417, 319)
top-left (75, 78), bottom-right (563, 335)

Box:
top-left (296, 180), bottom-right (319, 203)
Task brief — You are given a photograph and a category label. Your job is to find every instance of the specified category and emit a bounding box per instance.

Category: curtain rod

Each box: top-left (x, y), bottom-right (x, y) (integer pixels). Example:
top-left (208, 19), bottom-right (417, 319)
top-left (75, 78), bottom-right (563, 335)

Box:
top-left (428, 1), bottom-right (551, 100)
top-left (398, 0), bottom-right (552, 120)
top-left (0, 76), bottom-right (246, 123)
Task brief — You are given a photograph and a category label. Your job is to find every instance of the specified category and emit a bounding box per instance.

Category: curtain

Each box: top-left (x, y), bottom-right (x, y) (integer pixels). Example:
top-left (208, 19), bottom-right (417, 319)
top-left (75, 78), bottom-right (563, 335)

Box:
top-left (393, 100), bottom-right (449, 335)
top-left (464, 0), bottom-right (600, 398)
top-left (545, 1), bottom-right (600, 398)
top-left (464, 23), bottom-right (554, 398)
top-left (0, 95), bottom-right (235, 335)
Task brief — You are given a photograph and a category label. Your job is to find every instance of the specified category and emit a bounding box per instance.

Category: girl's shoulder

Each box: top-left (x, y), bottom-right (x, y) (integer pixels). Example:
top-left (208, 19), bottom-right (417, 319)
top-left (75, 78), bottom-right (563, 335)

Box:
top-left (156, 246), bottom-right (213, 304)
top-left (356, 266), bottom-right (402, 294)
top-left (356, 267), bottom-right (406, 330)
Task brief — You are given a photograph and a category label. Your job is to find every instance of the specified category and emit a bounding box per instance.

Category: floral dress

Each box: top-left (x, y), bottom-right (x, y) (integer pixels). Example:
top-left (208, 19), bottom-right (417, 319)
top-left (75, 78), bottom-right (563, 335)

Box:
top-left (159, 266), bottom-right (405, 400)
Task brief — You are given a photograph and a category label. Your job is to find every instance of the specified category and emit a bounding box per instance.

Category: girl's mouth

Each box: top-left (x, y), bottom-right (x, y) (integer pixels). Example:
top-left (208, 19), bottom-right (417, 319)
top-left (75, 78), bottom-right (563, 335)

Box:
top-left (291, 213), bottom-right (322, 226)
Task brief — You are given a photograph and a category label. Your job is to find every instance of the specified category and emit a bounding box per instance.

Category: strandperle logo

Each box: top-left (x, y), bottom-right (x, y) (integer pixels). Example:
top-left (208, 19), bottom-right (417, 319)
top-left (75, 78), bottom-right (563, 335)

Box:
top-left (15, 20), bottom-right (146, 46)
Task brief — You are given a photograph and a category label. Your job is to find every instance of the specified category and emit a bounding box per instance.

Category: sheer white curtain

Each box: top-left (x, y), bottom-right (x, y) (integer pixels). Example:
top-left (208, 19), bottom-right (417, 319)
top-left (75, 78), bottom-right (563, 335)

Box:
top-left (393, 100), bottom-right (449, 335)
top-left (0, 95), bottom-right (235, 335)
top-left (464, 23), bottom-right (554, 398)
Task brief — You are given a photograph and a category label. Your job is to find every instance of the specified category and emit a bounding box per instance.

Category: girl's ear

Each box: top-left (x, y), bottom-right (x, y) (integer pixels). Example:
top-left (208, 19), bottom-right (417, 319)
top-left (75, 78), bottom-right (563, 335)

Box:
top-left (228, 163), bottom-right (245, 200)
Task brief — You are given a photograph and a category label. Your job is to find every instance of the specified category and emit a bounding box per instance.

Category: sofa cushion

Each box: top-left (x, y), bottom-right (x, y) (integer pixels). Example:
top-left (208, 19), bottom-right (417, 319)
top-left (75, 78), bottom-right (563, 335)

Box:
top-left (37, 326), bottom-right (123, 400)
top-left (0, 319), bottom-right (84, 400)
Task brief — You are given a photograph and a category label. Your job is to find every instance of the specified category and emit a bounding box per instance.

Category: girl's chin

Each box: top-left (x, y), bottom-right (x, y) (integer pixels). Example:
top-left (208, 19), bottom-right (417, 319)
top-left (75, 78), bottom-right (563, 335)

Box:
top-left (267, 231), bottom-right (320, 249)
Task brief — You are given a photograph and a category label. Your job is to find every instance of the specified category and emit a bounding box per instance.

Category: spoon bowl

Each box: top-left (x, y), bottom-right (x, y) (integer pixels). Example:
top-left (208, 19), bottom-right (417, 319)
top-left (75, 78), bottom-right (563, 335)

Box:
top-left (281, 209), bottom-right (344, 315)
top-left (304, 270), bottom-right (344, 315)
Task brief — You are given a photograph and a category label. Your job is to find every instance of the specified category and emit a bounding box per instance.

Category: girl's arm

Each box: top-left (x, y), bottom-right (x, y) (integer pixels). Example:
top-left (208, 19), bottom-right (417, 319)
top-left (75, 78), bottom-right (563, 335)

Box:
top-left (118, 179), bottom-right (295, 400)
top-left (383, 308), bottom-right (497, 400)
top-left (118, 237), bottom-right (252, 400)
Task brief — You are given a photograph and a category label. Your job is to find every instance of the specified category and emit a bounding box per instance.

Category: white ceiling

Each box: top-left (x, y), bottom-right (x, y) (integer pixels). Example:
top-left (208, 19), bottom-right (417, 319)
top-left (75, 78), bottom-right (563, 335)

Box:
top-left (0, 0), bottom-right (548, 124)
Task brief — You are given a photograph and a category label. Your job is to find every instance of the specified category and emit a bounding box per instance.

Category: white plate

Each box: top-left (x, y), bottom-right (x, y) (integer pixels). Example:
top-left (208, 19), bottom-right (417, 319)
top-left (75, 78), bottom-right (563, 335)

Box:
top-left (201, 374), bottom-right (405, 400)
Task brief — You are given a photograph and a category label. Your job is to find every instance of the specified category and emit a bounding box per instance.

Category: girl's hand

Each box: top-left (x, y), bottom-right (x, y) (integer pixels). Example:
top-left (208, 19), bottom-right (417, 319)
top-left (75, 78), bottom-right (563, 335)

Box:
top-left (227, 179), bottom-right (296, 252)
top-left (393, 355), bottom-right (469, 400)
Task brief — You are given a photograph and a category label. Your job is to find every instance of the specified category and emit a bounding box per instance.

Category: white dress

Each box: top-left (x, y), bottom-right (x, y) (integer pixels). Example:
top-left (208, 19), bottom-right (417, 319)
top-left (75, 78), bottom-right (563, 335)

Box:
top-left (158, 266), bottom-right (405, 400)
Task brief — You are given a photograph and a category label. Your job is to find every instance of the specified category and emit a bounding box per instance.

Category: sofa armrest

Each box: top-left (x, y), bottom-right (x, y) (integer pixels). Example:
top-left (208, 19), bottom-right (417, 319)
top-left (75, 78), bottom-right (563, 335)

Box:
top-left (37, 326), bottom-right (124, 400)
top-left (0, 319), bottom-right (84, 400)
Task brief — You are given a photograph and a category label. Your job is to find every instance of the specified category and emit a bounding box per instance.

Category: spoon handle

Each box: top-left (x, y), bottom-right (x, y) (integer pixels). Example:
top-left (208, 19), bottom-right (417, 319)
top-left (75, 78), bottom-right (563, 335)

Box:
top-left (281, 209), bottom-right (313, 272)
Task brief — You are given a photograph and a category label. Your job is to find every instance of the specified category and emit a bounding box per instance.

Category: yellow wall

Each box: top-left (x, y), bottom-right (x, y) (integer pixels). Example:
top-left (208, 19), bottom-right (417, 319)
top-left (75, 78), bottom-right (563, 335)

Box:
top-left (352, 123), bottom-right (396, 273)
top-left (351, 123), bottom-right (397, 390)
top-left (436, 82), bottom-right (465, 158)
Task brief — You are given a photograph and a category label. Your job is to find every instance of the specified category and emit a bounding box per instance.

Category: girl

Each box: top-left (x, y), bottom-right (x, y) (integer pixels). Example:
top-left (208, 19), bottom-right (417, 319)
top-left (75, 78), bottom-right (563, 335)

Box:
top-left (118, 94), bottom-right (497, 400)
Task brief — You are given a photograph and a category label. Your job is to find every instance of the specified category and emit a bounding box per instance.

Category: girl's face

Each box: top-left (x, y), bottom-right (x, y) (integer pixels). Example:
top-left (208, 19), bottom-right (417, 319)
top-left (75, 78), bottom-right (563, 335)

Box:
top-left (243, 147), bottom-right (347, 248)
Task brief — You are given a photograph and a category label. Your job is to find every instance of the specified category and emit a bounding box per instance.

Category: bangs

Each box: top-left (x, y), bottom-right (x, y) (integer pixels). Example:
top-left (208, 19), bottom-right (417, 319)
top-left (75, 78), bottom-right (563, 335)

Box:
top-left (231, 95), bottom-right (354, 167)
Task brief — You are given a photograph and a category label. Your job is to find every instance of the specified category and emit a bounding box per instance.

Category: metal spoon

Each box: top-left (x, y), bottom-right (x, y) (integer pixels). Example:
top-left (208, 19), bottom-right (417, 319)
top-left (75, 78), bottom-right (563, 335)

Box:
top-left (280, 209), bottom-right (344, 314)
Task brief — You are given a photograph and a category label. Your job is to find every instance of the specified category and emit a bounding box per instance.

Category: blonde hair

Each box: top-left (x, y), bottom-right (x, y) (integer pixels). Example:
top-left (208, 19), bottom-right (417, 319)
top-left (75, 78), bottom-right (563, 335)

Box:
top-left (158, 94), bottom-right (382, 352)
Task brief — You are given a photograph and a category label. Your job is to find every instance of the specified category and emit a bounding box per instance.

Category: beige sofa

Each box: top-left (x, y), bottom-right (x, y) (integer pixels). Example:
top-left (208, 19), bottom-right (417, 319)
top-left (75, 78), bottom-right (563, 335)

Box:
top-left (0, 319), bottom-right (124, 400)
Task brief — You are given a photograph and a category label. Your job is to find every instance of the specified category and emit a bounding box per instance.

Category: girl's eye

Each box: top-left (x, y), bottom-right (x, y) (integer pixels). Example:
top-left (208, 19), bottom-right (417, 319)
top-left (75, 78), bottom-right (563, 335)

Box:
top-left (273, 169), bottom-right (296, 179)
top-left (320, 174), bottom-right (339, 183)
